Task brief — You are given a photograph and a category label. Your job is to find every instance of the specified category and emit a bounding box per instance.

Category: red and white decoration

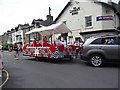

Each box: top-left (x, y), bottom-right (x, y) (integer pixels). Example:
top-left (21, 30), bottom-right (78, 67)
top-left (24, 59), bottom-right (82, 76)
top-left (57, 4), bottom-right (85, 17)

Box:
top-left (23, 44), bottom-right (76, 59)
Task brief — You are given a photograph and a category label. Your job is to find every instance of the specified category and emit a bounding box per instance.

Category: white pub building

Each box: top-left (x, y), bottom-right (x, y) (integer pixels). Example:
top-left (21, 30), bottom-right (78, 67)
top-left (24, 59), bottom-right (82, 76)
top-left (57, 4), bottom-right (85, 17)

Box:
top-left (54, 0), bottom-right (120, 43)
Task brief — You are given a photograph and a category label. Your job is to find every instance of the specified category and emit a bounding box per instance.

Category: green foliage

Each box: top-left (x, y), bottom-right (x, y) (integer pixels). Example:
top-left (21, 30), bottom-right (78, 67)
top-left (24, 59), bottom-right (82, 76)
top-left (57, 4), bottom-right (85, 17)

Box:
top-left (2, 44), bottom-right (13, 50)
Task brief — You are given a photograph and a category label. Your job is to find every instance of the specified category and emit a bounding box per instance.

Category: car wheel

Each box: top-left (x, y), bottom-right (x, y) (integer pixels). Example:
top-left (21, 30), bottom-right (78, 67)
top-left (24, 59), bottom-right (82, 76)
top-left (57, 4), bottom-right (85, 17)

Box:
top-left (89, 54), bottom-right (103, 67)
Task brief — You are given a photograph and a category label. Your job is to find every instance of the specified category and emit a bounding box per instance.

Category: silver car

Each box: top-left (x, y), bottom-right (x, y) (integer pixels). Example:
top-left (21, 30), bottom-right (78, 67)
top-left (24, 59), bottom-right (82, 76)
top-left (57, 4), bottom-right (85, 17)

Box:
top-left (80, 35), bottom-right (120, 67)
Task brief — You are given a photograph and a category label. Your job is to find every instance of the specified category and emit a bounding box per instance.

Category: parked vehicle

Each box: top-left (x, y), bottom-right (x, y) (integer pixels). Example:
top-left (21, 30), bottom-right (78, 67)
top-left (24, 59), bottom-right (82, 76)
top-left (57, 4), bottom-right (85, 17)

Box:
top-left (80, 35), bottom-right (120, 67)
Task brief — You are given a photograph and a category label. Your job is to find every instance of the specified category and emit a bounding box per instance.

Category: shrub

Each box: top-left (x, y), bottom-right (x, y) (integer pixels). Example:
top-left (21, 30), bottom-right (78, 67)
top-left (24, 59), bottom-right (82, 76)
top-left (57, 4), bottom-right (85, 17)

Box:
top-left (2, 44), bottom-right (13, 50)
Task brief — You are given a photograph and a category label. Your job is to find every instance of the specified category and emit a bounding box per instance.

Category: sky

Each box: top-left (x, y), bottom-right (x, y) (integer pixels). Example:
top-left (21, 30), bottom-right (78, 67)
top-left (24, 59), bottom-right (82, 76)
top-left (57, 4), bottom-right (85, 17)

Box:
top-left (0, 0), bottom-right (119, 35)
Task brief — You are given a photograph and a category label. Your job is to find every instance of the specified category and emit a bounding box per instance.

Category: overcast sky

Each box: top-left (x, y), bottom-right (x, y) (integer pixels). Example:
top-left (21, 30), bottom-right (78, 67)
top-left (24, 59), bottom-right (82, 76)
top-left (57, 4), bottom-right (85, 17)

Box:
top-left (0, 0), bottom-right (119, 35)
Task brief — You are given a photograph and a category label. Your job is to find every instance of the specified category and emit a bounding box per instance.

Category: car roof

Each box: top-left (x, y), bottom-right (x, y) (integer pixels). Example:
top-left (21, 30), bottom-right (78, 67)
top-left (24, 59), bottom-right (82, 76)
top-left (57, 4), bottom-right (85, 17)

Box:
top-left (100, 35), bottom-right (118, 38)
top-left (88, 35), bottom-right (118, 39)
top-left (85, 35), bottom-right (118, 43)
top-left (84, 35), bottom-right (118, 45)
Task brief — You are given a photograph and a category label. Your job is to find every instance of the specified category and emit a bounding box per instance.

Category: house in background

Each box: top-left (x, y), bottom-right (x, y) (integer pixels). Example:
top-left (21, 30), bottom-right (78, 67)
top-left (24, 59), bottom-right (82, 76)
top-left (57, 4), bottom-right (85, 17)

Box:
top-left (17, 24), bottom-right (31, 46)
top-left (29, 14), bottom-right (54, 44)
top-left (6, 30), bottom-right (12, 44)
top-left (54, 0), bottom-right (120, 43)
top-left (0, 36), bottom-right (2, 44)
top-left (116, 1), bottom-right (120, 30)
top-left (10, 14), bottom-right (54, 46)
top-left (22, 25), bottom-right (34, 46)
top-left (11, 24), bottom-right (33, 46)
top-left (2, 33), bottom-right (8, 44)
top-left (11, 28), bottom-right (17, 45)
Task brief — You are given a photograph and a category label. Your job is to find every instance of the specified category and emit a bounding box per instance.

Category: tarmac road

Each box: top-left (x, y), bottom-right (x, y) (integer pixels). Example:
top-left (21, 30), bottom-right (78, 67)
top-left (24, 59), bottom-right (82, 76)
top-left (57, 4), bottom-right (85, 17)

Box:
top-left (2, 51), bottom-right (119, 88)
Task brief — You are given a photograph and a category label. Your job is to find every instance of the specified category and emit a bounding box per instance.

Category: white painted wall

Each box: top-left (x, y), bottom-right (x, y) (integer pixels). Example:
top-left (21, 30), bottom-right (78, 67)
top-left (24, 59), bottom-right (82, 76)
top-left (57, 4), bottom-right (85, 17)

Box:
top-left (12, 32), bottom-right (16, 44)
top-left (101, 4), bottom-right (120, 29)
top-left (55, 0), bottom-right (119, 42)
top-left (21, 30), bottom-right (24, 46)
top-left (11, 29), bottom-right (23, 46)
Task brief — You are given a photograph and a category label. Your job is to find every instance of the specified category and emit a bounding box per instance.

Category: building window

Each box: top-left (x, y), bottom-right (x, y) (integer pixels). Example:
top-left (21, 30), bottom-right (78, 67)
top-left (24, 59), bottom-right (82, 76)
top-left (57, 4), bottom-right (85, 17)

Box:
top-left (62, 21), bottom-right (66, 24)
top-left (85, 16), bottom-right (92, 27)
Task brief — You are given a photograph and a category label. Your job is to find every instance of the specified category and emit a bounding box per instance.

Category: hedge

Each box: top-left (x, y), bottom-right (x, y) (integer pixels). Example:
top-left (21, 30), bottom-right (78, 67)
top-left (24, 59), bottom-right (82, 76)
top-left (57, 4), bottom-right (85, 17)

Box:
top-left (2, 44), bottom-right (13, 50)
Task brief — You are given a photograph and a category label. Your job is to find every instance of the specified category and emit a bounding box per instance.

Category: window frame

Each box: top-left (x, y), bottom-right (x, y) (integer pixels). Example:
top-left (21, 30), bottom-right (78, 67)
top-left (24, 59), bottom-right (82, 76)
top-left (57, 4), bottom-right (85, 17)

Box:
top-left (85, 16), bottom-right (92, 27)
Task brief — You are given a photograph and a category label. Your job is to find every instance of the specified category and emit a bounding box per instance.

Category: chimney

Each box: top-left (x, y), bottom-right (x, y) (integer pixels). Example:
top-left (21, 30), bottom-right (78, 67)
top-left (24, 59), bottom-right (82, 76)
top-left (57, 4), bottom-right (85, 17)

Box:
top-left (46, 15), bottom-right (53, 25)
top-left (46, 7), bottom-right (53, 25)
top-left (107, 0), bottom-right (112, 4)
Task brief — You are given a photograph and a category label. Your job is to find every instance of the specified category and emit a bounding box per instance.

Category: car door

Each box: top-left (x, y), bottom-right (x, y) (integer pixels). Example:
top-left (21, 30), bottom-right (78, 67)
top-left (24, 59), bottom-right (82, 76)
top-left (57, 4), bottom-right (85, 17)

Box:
top-left (101, 37), bottom-right (118, 60)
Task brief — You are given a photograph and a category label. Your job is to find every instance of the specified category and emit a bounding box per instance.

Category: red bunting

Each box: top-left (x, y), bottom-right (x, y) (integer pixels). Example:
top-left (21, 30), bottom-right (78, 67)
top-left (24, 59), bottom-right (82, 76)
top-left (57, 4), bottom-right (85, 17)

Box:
top-left (50, 46), bottom-right (56, 52)
top-left (69, 48), bottom-right (72, 51)
top-left (43, 43), bottom-right (51, 47)
top-left (47, 54), bottom-right (51, 57)
top-left (38, 54), bottom-right (41, 56)
top-left (23, 45), bottom-right (27, 51)
top-left (30, 43), bottom-right (40, 47)
top-left (30, 52), bottom-right (33, 55)
top-left (69, 45), bottom-right (76, 51)
top-left (40, 53), bottom-right (43, 56)
top-left (66, 52), bottom-right (69, 55)
top-left (58, 44), bottom-right (64, 52)
top-left (26, 51), bottom-right (28, 54)
top-left (44, 49), bottom-right (48, 53)
top-left (28, 48), bottom-right (30, 51)
top-left (65, 48), bottom-right (68, 52)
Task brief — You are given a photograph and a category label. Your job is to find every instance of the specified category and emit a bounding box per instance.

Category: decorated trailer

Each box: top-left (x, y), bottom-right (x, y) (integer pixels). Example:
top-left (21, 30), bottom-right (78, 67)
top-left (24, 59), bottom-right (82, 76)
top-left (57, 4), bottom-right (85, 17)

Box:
top-left (23, 22), bottom-right (76, 60)
top-left (23, 45), bottom-right (76, 60)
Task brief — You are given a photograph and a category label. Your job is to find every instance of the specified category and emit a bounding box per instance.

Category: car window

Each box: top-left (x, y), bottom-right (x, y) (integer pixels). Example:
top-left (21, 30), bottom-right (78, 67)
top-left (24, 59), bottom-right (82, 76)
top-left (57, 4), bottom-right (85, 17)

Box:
top-left (102, 37), bottom-right (117, 45)
top-left (90, 37), bottom-right (117, 45)
top-left (91, 38), bottom-right (102, 44)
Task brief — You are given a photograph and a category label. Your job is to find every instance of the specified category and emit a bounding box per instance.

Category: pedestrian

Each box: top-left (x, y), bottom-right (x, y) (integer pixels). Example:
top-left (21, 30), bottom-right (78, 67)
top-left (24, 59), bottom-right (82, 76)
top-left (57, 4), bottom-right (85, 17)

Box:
top-left (0, 43), bottom-right (4, 70)
top-left (79, 39), bottom-right (84, 53)
top-left (74, 39), bottom-right (83, 59)
top-left (19, 45), bottom-right (23, 53)
top-left (74, 40), bottom-right (80, 59)
top-left (13, 43), bottom-right (19, 60)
